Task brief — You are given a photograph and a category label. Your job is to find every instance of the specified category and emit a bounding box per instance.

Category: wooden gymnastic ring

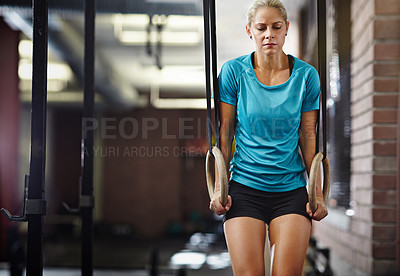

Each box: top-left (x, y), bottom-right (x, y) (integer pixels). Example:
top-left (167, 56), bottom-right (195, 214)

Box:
top-left (205, 146), bottom-right (228, 206)
top-left (308, 152), bottom-right (330, 213)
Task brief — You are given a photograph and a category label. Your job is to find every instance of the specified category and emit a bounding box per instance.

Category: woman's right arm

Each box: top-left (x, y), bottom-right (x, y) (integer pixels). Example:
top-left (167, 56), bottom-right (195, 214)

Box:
top-left (209, 101), bottom-right (236, 215)
top-left (219, 102), bottom-right (236, 172)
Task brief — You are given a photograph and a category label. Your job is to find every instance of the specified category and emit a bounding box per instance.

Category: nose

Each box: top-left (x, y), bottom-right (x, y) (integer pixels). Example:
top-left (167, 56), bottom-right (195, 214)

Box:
top-left (265, 27), bottom-right (274, 39)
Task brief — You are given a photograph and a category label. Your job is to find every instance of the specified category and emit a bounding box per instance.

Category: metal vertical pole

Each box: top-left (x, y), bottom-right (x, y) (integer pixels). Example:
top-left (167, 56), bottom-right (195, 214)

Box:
top-left (81, 0), bottom-right (95, 275)
top-left (317, 0), bottom-right (327, 158)
top-left (27, 0), bottom-right (48, 275)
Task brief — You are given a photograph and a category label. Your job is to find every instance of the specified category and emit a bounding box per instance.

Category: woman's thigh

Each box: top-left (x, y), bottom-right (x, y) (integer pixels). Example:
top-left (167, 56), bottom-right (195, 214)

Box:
top-left (269, 214), bottom-right (312, 276)
top-left (224, 217), bottom-right (266, 276)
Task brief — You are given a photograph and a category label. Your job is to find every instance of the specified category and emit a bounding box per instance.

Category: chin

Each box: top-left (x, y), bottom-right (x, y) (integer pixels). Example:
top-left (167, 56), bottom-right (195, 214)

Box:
top-left (259, 48), bottom-right (279, 56)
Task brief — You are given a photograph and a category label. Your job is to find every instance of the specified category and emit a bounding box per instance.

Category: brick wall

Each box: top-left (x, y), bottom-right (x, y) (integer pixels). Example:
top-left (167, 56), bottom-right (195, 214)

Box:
top-left (313, 0), bottom-right (400, 274)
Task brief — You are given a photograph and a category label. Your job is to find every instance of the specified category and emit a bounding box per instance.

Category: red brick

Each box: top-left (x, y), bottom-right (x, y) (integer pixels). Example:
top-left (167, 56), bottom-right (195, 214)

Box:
top-left (373, 190), bottom-right (397, 205)
top-left (373, 242), bottom-right (396, 259)
top-left (374, 19), bottom-right (400, 39)
top-left (372, 126), bottom-right (397, 139)
top-left (374, 43), bottom-right (400, 60)
top-left (373, 157), bottom-right (397, 171)
top-left (373, 225), bottom-right (396, 240)
top-left (373, 110), bottom-right (397, 123)
top-left (373, 95), bottom-right (398, 107)
top-left (373, 174), bottom-right (396, 188)
top-left (373, 142), bottom-right (396, 155)
top-left (375, 0), bottom-right (400, 14)
top-left (373, 260), bottom-right (399, 276)
top-left (374, 79), bottom-right (399, 92)
top-left (374, 63), bottom-right (400, 77)
top-left (372, 207), bottom-right (396, 222)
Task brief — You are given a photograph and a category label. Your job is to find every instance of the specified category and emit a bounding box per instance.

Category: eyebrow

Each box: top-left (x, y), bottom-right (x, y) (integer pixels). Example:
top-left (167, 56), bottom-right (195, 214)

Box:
top-left (254, 21), bottom-right (284, 25)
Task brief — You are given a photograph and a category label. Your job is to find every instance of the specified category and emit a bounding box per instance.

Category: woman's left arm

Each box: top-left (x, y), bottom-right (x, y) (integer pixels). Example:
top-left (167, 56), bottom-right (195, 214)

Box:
top-left (299, 110), bottom-right (328, 221)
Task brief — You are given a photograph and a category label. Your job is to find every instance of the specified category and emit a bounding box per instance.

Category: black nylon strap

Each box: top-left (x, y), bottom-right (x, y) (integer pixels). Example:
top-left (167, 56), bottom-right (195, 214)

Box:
top-left (210, 0), bottom-right (220, 149)
top-left (203, 0), bottom-right (220, 152)
top-left (317, 0), bottom-right (327, 159)
top-left (203, 0), bottom-right (213, 152)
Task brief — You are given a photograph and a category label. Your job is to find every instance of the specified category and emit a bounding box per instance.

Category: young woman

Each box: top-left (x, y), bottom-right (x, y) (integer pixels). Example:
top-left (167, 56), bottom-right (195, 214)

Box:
top-left (209, 0), bottom-right (328, 275)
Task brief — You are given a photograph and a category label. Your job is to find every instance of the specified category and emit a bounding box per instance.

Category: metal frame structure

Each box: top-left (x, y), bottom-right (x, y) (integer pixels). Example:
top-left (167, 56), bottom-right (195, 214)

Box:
top-left (63, 0), bottom-right (96, 275)
top-left (26, 0), bottom-right (48, 274)
top-left (1, 0), bottom-right (97, 275)
top-left (1, 0), bottom-right (48, 275)
top-left (81, 0), bottom-right (96, 274)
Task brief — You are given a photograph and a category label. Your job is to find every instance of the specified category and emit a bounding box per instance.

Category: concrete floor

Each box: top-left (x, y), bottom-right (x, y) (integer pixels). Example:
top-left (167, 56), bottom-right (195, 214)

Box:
top-left (0, 268), bottom-right (233, 276)
top-left (0, 225), bottom-right (332, 276)
top-left (0, 229), bottom-right (233, 276)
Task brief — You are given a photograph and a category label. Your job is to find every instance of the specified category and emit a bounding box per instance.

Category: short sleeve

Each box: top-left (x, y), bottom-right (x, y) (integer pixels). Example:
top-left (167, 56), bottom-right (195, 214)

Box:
top-left (302, 66), bottom-right (321, 112)
top-left (218, 62), bottom-right (238, 105)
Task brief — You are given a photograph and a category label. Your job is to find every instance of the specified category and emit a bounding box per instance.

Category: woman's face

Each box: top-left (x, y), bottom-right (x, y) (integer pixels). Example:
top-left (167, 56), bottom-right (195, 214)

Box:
top-left (246, 7), bottom-right (289, 57)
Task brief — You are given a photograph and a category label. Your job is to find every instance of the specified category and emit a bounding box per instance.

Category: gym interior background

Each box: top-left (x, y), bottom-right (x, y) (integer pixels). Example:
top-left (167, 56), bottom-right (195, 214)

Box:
top-left (0, 0), bottom-right (399, 275)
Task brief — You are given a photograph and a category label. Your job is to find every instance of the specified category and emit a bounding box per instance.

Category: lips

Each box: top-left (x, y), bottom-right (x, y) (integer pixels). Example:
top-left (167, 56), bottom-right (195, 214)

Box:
top-left (264, 43), bottom-right (276, 47)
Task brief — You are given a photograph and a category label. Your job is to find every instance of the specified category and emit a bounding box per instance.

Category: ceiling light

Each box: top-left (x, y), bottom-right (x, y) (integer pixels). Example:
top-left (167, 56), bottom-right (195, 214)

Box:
top-left (164, 15), bottom-right (203, 30)
top-left (19, 62), bottom-right (72, 81)
top-left (118, 30), bottom-right (200, 45)
top-left (18, 40), bottom-right (33, 58)
top-left (112, 14), bottom-right (150, 28)
top-left (145, 0), bottom-right (199, 3)
top-left (150, 73), bottom-right (209, 109)
top-left (113, 13), bottom-right (202, 46)
top-left (152, 98), bottom-right (209, 109)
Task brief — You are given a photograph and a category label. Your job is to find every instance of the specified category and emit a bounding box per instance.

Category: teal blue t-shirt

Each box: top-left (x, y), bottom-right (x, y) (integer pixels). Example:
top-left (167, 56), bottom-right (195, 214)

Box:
top-left (218, 53), bottom-right (320, 192)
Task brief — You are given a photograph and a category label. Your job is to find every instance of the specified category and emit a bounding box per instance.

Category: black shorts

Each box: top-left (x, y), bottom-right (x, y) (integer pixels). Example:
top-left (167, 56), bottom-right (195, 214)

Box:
top-left (223, 180), bottom-right (312, 225)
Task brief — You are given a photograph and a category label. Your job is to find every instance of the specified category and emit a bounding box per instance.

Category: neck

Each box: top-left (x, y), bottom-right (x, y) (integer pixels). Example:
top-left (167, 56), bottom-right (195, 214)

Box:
top-left (253, 51), bottom-right (288, 71)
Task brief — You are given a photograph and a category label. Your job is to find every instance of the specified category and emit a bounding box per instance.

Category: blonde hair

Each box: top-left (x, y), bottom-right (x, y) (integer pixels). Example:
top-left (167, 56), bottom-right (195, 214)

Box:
top-left (247, 0), bottom-right (288, 27)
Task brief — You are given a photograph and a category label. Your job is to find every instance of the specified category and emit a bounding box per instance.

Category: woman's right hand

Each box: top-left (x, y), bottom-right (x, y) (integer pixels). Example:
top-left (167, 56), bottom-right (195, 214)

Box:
top-left (209, 189), bottom-right (232, 216)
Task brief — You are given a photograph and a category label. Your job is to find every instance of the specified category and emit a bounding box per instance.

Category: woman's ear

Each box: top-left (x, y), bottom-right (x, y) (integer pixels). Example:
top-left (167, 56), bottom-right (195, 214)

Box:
top-left (245, 25), bottom-right (252, 39)
top-left (286, 21), bottom-right (290, 34)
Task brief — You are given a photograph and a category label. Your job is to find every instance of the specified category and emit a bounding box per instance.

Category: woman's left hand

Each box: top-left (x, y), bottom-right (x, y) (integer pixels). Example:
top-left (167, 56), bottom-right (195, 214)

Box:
top-left (306, 197), bottom-right (328, 221)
